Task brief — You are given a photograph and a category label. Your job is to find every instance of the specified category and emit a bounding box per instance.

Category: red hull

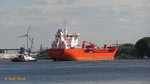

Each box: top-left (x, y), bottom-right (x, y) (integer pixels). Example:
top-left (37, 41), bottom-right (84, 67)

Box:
top-left (47, 48), bottom-right (118, 61)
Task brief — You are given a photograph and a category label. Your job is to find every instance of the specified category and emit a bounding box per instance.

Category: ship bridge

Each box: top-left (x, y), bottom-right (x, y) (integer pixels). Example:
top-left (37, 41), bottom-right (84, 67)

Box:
top-left (52, 27), bottom-right (80, 49)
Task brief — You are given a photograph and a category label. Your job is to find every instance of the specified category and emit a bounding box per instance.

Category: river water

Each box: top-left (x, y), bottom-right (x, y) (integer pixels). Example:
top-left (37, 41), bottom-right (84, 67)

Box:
top-left (0, 59), bottom-right (150, 84)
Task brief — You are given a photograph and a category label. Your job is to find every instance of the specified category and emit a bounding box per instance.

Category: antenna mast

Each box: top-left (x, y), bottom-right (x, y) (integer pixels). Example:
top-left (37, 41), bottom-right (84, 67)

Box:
top-left (64, 21), bottom-right (68, 35)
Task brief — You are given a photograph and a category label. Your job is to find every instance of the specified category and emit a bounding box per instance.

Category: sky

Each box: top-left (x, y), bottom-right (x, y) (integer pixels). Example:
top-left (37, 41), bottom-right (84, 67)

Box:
top-left (0, 0), bottom-right (150, 51)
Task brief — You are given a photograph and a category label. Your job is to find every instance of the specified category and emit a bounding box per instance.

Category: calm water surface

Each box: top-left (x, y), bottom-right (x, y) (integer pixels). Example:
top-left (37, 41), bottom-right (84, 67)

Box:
top-left (0, 59), bottom-right (150, 84)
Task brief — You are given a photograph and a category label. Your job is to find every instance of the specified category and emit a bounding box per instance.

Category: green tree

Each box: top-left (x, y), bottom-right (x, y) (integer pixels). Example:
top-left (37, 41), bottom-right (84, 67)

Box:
top-left (135, 37), bottom-right (150, 58)
top-left (115, 43), bottom-right (136, 59)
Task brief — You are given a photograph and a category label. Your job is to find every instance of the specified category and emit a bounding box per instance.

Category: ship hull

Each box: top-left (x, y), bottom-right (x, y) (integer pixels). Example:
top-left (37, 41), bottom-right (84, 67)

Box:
top-left (47, 48), bottom-right (118, 61)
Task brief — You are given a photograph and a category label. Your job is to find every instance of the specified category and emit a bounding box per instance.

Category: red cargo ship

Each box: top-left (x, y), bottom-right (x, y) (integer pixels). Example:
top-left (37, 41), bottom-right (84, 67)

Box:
top-left (47, 26), bottom-right (118, 61)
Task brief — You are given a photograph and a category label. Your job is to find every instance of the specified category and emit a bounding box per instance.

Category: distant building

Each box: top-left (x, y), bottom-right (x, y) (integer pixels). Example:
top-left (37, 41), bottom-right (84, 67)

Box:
top-left (0, 49), bottom-right (20, 59)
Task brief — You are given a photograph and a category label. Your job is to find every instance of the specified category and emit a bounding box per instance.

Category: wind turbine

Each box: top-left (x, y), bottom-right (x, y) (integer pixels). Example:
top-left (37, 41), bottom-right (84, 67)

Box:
top-left (19, 25), bottom-right (31, 51)
top-left (30, 37), bottom-right (34, 51)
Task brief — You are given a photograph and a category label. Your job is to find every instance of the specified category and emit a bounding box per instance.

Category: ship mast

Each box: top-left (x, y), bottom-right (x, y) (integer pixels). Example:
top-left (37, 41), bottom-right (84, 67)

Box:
top-left (64, 21), bottom-right (68, 35)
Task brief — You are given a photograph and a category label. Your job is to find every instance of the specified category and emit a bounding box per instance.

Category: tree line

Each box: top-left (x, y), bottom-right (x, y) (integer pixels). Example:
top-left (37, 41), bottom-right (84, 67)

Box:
top-left (115, 37), bottom-right (150, 59)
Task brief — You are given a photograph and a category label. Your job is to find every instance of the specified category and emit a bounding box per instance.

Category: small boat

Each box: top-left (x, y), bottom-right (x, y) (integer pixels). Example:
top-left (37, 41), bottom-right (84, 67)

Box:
top-left (11, 47), bottom-right (37, 62)
top-left (11, 54), bottom-right (37, 62)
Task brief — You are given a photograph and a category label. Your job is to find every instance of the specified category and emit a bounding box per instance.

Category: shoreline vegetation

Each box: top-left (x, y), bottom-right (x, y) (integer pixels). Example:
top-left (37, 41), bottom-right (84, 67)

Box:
top-left (115, 37), bottom-right (150, 59)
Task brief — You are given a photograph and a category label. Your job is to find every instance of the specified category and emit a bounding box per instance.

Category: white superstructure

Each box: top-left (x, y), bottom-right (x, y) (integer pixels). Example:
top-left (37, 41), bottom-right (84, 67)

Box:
top-left (52, 26), bottom-right (80, 49)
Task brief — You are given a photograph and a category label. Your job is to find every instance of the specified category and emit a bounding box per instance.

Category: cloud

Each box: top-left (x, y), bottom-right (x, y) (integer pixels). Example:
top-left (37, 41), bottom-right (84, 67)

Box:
top-left (98, 0), bottom-right (150, 13)
top-left (117, 18), bottom-right (130, 23)
top-left (0, 0), bottom-right (150, 49)
top-left (94, 19), bottom-right (105, 23)
top-left (146, 3), bottom-right (150, 7)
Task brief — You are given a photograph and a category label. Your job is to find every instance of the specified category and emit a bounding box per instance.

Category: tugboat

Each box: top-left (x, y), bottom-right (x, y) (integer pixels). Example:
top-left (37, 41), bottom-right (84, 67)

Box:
top-left (11, 47), bottom-right (36, 62)
top-left (47, 25), bottom-right (118, 61)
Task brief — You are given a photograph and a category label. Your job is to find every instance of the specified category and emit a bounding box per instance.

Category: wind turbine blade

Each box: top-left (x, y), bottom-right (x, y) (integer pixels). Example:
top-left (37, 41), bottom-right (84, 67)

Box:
top-left (29, 37), bottom-right (34, 51)
top-left (31, 38), bottom-right (34, 44)
top-left (28, 36), bottom-right (32, 41)
top-left (27, 24), bottom-right (31, 35)
top-left (18, 35), bottom-right (27, 38)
